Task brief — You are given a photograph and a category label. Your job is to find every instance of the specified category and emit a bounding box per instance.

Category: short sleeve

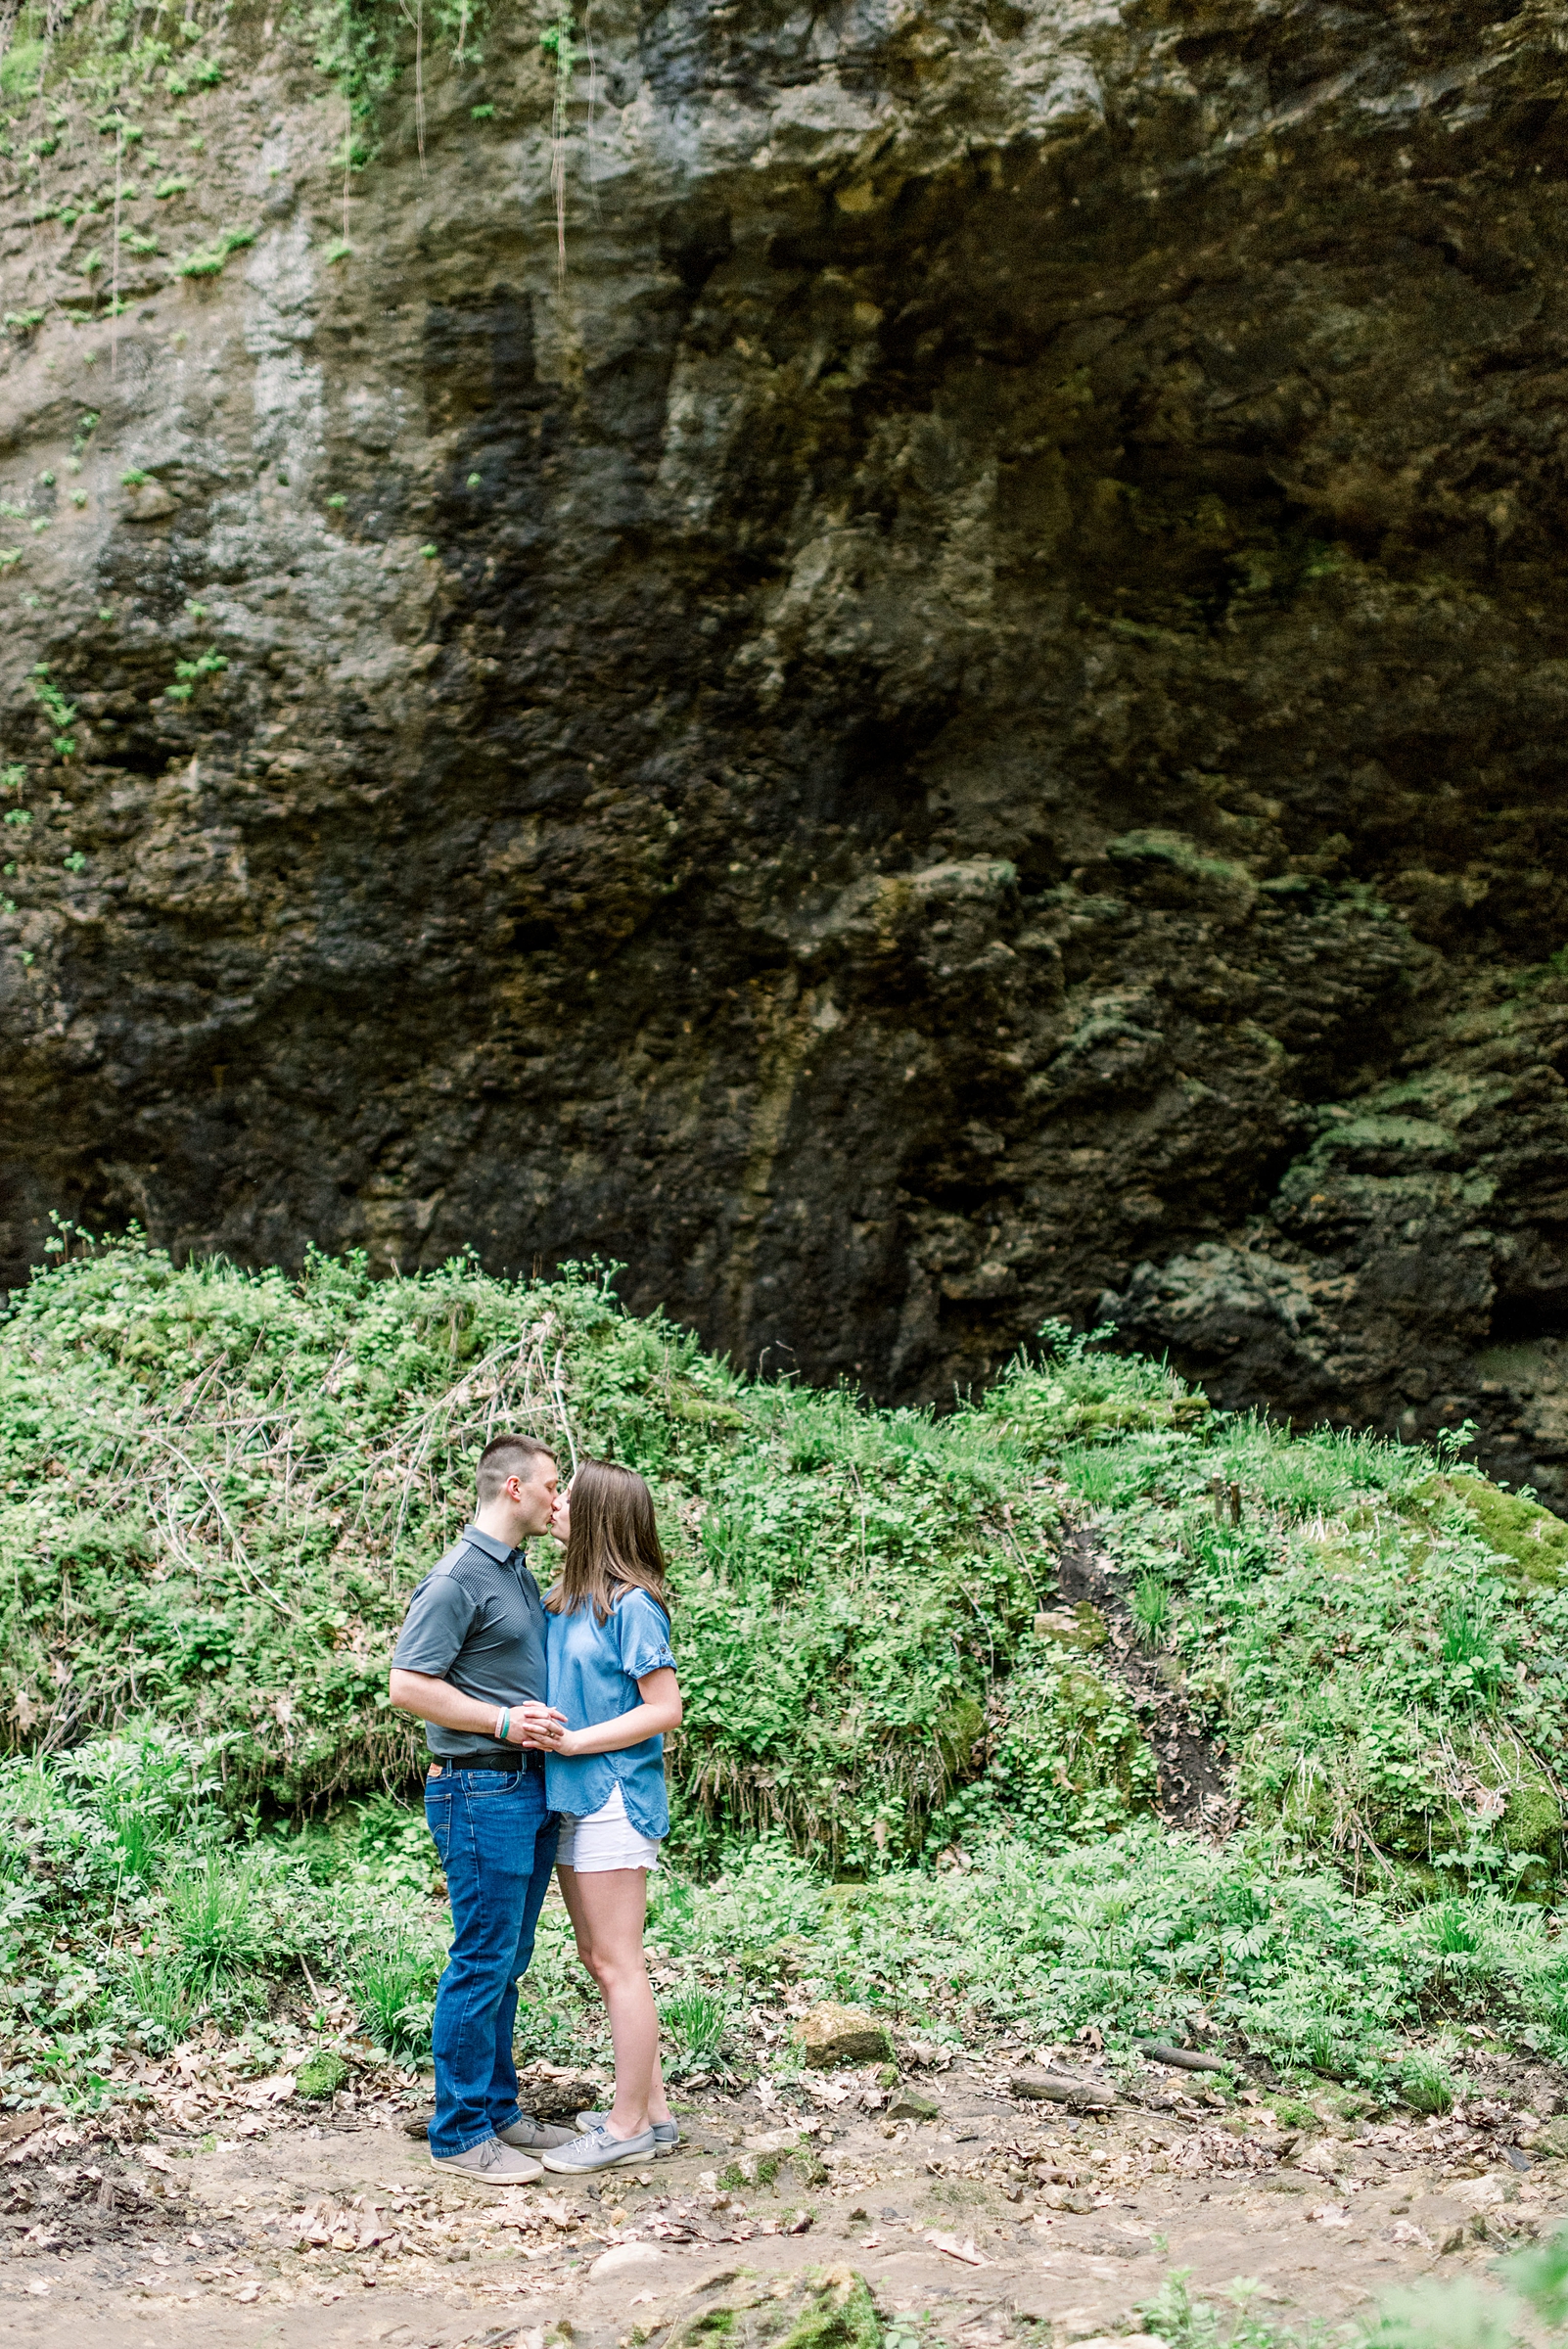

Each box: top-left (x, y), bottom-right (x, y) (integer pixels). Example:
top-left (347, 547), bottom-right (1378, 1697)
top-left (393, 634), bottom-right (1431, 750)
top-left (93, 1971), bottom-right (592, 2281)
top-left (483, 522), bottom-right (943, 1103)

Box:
top-left (392, 1570), bottom-right (481, 1677)
top-left (615, 1589), bottom-right (675, 1680)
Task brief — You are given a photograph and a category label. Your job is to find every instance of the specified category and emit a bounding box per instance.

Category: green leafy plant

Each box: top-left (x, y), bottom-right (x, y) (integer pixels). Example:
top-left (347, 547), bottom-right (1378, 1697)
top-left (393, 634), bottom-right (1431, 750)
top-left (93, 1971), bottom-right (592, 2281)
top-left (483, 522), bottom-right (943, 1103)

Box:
top-left (29, 663), bottom-right (76, 756)
top-left (166, 645), bottom-right (228, 702)
top-left (661, 1985), bottom-right (732, 2071)
top-left (163, 1854), bottom-right (266, 1986)
top-left (1398, 2050), bottom-right (1455, 2114)
top-left (1130, 1573), bottom-right (1172, 1647)
top-left (174, 223), bottom-right (256, 277)
top-left (120, 1951), bottom-right (199, 2046)
top-left (350, 1940), bottom-right (438, 2055)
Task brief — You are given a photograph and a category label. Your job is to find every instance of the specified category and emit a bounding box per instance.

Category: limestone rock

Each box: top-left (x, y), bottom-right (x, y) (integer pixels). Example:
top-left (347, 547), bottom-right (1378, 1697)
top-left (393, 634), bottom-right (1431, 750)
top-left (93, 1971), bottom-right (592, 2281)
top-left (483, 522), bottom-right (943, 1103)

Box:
top-left (888, 2089), bottom-right (941, 2121)
top-left (1011, 2068), bottom-right (1117, 2108)
top-left (0, 0), bottom-right (1566, 1505)
top-left (794, 2003), bottom-right (893, 2070)
top-left (122, 483), bottom-right (177, 522)
top-left (589, 2242), bottom-right (671, 2280)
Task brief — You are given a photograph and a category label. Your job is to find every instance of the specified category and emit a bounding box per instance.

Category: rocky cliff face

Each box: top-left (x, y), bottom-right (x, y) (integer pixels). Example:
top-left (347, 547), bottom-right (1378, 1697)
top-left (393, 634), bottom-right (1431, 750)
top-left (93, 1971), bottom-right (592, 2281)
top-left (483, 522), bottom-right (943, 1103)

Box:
top-left (1, 0), bottom-right (1565, 1492)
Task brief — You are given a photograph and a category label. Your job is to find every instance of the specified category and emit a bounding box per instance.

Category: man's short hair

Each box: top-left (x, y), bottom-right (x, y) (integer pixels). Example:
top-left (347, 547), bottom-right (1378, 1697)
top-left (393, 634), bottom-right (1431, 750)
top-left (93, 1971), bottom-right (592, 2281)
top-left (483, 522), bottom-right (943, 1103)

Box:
top-left (477, 1434), bottom-right (557, 1504)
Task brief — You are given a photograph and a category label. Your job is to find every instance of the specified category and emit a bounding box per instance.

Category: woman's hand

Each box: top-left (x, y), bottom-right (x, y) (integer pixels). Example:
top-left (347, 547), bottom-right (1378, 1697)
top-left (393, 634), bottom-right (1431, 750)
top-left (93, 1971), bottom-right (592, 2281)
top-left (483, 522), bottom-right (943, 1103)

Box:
top-left (510, 1700), bottom-right (566, 1747)
top-left (552, 1726), bottom-right (583, 1759)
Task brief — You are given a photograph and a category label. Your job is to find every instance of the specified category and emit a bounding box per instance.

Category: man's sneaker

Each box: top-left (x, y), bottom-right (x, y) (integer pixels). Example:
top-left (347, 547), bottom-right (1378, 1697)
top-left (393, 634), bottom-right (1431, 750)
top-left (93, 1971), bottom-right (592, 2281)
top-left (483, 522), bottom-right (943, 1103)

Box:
top-left (576, 2109), bottom-right (680, 2155)
top-left (498, 2114), bottom-right (577, 2150)
top-left (430, 2136), bottom-right (543, 2186)
top-left (541, 2123), bottom-right (658, 2175)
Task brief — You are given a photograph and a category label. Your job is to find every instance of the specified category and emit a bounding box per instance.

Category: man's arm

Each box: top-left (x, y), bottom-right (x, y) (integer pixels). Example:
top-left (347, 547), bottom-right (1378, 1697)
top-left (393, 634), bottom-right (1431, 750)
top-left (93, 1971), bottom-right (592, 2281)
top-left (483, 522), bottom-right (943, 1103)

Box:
top-left (389, 1670), bottom-right (564, 1746)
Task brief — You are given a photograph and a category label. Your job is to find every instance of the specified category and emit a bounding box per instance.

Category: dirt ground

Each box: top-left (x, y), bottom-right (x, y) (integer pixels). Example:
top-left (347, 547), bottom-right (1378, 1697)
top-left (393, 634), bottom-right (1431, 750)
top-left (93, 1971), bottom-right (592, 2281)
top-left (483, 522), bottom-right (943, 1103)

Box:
top-left (0, 2050), bottom-right (1560, 2349)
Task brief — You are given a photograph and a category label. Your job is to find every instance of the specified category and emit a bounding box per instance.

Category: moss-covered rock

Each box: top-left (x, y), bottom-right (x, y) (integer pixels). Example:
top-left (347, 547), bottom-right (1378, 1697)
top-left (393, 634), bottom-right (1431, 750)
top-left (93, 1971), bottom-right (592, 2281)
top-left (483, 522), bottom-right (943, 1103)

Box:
top-left (670, 2271), bottom-right (881, 2349)
top-left (1033, 1601), bottom-right (1109, 1651)
top-left (296, 2050), bottom-right (349, 2100)
top-left (777, 2271), bottom-right (882, 2349)
top-left (1425, 1475), bottom-right (1568, 1591)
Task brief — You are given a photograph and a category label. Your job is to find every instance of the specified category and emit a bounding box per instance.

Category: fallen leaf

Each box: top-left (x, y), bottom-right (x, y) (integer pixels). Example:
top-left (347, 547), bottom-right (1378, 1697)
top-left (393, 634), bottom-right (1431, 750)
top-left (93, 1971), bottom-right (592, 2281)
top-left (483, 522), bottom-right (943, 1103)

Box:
top-left (926, 2232), bottom-right (990, 2267)
top-left (140, 2147), bottom-right (175, 2174)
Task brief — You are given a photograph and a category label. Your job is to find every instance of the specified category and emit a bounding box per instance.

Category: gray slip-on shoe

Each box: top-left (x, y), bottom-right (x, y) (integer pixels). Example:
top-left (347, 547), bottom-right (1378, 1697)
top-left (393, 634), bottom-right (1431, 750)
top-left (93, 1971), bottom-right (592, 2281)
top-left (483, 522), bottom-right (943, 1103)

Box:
top-left (541, 2122), bottom-right (658, 2175)
top-left (430, 2135), bottom-right (543, 2186)
top-left (498, 2114), bottom-right (577, 2150)
top-left (576, 2108), bottom-right (680, 2154)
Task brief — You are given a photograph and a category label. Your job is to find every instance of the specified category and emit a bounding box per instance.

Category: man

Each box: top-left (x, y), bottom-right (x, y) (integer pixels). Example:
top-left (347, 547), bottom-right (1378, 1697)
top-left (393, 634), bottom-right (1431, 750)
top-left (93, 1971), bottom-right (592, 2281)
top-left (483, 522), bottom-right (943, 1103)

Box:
top-left (390, 1432), bottom-right (573, 2184)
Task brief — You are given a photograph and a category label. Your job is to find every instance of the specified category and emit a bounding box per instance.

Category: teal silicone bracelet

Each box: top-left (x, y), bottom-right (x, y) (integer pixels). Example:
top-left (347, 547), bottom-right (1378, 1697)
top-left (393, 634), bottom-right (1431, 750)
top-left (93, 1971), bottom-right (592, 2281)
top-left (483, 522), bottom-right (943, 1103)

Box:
top-left (498, 1708), bottom-right (511, 1745)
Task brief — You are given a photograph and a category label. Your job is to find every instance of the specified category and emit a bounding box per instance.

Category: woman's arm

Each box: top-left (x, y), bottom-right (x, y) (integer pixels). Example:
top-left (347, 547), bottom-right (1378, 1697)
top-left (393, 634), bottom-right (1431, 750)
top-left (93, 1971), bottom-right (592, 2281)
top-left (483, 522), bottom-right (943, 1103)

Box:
top-left (546, 1667), bottom-right (681, 1759)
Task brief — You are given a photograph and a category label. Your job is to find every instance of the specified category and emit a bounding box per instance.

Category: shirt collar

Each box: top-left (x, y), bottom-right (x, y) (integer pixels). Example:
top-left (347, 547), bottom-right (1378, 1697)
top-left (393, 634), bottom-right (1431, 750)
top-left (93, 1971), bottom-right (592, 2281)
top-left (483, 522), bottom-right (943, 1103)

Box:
top-left (463, 1524), bottom-right (521, 1570)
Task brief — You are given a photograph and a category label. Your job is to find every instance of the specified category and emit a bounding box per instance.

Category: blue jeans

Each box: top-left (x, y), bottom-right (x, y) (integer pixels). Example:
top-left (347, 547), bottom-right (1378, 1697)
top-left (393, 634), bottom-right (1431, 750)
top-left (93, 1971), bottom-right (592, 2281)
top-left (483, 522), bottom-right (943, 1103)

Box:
top-left (423, 1765), bottom-right (559, 2158)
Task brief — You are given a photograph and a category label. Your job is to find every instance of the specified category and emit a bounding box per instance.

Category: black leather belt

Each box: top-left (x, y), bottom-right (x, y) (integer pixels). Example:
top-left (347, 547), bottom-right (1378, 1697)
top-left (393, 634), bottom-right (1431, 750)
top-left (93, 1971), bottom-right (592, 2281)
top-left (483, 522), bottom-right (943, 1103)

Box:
top-left (428, 1754), bottom-right (543, 1775)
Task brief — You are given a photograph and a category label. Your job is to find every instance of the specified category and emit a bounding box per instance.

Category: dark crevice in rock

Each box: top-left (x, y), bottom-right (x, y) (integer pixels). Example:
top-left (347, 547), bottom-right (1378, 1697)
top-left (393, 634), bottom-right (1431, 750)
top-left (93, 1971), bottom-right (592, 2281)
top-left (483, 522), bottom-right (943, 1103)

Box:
top-left (1054, 1520), bottom-right (1238, 1839)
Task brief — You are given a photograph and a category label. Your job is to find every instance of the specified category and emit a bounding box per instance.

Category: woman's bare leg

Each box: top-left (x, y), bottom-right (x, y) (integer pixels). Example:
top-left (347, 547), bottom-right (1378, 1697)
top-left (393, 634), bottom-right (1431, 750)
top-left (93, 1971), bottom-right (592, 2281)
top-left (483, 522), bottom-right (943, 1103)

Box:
top-left (556, 1864), bottom-right (669, 2135)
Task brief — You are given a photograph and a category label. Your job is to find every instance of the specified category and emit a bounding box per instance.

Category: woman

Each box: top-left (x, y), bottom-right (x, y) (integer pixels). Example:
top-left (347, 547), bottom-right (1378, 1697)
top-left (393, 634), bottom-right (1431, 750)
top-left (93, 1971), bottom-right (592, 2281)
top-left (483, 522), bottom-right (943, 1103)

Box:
top-left (535, 1458), bottom-right (684, 2176)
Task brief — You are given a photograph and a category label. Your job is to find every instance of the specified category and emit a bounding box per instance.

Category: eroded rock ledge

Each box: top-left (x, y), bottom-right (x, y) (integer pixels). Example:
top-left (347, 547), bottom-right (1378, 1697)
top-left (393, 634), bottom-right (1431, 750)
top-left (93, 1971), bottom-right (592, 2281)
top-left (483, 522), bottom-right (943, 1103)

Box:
top-left (0, 0), bottom-right (1565, 1491)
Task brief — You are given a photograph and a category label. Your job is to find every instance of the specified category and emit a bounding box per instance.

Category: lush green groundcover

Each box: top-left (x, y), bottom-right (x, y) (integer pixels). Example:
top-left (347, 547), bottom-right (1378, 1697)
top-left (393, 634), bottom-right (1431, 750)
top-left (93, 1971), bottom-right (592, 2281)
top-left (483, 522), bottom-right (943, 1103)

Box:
top-left (3, 1233), bottom-right (1568, 2114)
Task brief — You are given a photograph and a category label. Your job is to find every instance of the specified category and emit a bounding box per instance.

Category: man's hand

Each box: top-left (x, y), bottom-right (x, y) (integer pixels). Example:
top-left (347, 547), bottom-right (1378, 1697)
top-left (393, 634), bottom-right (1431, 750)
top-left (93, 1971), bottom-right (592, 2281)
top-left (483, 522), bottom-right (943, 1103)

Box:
top-left (389, 1670), bottom-right (565, 1746)
top-left (510, 1701), bottom-right (566, 1748)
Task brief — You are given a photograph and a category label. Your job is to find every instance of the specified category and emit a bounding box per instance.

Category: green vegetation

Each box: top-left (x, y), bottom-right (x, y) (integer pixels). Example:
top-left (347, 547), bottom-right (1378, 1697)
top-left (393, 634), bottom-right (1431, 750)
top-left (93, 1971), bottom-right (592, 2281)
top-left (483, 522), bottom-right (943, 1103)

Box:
top-left (28, 662), bottom-right (75, 755)
top-left (1136, 2231), bottom-right (1568, 2349)
top-left (1037, 1359), bottom-right (1568, 1897)
top-left (166, 643), bottom-right (228, 701)
top-left (173, 222), bottom-right (256, 277)
top-left (2, 1237), bottom-right (1568, 2112)
top-left (0, 0), bottom-right (594, 295)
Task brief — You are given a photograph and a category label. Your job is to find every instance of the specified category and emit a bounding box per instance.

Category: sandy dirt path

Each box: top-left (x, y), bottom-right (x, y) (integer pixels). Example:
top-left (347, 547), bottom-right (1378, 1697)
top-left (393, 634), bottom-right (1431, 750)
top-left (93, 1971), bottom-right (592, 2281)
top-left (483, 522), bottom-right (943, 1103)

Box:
top-left (0, 2059), bottom-right (1558, 2348)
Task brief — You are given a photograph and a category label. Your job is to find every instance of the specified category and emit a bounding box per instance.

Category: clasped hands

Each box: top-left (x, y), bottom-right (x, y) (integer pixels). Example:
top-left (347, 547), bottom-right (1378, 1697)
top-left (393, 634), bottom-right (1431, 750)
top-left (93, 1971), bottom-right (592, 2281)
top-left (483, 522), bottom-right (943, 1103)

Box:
top-left (504, 1700), bottom-right (581, 1756)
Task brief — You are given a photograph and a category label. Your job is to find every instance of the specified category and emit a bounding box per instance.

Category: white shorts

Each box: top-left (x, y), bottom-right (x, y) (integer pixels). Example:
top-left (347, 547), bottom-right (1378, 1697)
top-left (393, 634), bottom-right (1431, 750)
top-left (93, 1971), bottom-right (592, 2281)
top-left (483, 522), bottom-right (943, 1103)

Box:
top-left (554, 1780), bottom-right (662, 1873)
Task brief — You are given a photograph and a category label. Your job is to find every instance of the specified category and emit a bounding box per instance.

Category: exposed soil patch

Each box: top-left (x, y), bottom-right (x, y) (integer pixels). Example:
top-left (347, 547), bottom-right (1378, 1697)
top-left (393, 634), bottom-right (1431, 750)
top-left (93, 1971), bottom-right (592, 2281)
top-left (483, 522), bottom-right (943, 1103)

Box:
top-left (0, 2114), bottom-right (203, 2267)
top-left (1, 2067), bottom-right (1564, 2348)
top-left (1054, 1518), bottom-right (1238, 1836)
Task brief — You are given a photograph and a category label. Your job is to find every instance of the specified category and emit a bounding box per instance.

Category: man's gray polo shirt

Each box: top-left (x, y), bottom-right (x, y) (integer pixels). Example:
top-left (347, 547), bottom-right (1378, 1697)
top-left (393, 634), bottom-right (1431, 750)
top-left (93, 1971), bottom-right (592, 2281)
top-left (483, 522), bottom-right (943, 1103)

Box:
top-left (392, 1525), bottom-right (548, 1764)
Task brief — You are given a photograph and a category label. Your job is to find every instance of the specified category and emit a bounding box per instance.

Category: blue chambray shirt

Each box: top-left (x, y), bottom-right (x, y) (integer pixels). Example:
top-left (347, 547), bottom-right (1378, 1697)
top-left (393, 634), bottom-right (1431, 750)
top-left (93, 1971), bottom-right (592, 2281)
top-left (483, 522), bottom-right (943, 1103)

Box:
top-left (544, 1588), bottom-right (676, 1838)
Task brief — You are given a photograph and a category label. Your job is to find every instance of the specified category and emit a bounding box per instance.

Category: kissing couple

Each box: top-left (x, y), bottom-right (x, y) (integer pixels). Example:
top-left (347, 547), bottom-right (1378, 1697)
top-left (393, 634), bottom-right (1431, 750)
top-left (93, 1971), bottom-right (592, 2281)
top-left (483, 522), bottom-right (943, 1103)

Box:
top-left (389, 1435), bottom-right (683, 2184)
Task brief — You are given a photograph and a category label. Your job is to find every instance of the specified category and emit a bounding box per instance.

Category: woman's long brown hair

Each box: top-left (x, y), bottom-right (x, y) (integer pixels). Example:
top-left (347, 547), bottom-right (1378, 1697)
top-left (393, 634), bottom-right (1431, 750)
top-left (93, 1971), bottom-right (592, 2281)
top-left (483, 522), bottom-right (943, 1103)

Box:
top-left (543, 1458), bottom-right (671, 1627)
